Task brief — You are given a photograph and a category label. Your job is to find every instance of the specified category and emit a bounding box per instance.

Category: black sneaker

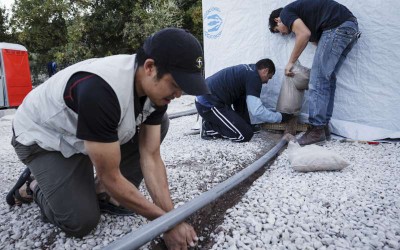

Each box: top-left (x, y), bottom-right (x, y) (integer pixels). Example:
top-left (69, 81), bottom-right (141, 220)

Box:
top-left (97, 192), bottom-right (134, 216)
top-left (98, 200), bottom-right (135, 216)
top-left (6, 167), bottom-right (33, 206)
top-left (200, 120), bottom-right (221, 140)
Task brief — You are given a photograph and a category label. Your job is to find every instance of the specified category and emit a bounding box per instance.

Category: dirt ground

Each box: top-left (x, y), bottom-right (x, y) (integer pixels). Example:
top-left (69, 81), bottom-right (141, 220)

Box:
top-left (150, 130), bottom-right (284, 249)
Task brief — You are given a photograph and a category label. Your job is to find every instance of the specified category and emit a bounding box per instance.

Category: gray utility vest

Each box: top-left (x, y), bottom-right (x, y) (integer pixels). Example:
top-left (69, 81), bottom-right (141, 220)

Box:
top-left (13, 54), bottom-right (156, 158)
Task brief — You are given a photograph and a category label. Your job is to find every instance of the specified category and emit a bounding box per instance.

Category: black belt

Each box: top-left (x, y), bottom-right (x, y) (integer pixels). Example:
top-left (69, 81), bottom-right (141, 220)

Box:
top-left (348, 17), bottom-right (357, 24)
top-left (347, 17), bottom-right (361, 38)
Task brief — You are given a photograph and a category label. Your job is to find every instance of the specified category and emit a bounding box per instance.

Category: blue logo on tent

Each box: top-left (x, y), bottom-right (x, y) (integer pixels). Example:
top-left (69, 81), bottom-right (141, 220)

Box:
top-left (204, 7), bottom-right (223, 39)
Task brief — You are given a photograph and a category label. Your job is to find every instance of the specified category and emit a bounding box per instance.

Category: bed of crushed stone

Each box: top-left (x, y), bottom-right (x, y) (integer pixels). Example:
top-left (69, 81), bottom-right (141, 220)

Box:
top-left (0, 95), bottom-right (399, 249)
top-left (210, 141), bottom-right (400, 250)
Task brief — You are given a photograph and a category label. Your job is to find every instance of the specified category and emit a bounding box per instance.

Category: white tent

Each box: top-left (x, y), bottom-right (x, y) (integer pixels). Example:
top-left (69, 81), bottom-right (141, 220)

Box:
top-left (202, 0), bottom-right (400, 140)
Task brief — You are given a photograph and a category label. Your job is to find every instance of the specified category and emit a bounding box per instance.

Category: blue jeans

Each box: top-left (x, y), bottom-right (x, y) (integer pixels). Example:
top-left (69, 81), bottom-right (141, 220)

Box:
top-left (308, 20), bottom-right (360, 126)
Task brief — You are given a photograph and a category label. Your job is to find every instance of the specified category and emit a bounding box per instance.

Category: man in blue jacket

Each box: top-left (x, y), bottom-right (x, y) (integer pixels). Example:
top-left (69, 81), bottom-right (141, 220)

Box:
top-left (269, 0), bottom-right (360, 145)
top-left (196, 59), bottom-right (291, 142)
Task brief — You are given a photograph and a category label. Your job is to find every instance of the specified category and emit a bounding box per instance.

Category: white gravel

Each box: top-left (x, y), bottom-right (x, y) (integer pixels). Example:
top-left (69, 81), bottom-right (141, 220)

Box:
top-left (210, 141), bottom-right (400, 250)
top-left (0, 95), bottom-right (399, 249)
top-left (0, 96), bottom-right (275, 249)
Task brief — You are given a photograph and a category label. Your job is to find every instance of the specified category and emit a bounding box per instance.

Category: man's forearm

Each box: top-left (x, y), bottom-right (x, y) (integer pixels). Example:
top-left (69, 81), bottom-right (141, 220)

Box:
top-left (141, 156), bottom-right (175, 212)
top-left (85, 140), bottom-right (167, 220)
top-left (247, 95), bottom-right (282, 123)
top-left (289, 34), bottom-right (309, 64)
top-left (288, 18), bottom-right (311, 64)
top-left (101, 172), bottom-right (167, 220)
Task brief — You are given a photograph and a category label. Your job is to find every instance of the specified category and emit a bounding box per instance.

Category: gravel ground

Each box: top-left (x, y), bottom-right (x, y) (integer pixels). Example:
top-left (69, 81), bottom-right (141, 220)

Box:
top-left (0, 96), bottom-right (276, 249)
top-left (210, 141), bottom-right (400, 250)
top-left (0, 95), bottom-right (399, 249)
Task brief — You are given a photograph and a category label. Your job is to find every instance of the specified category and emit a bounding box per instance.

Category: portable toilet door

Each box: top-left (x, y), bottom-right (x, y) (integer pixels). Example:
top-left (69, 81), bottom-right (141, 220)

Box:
top-left (0, 42), bottom-right (32, 109)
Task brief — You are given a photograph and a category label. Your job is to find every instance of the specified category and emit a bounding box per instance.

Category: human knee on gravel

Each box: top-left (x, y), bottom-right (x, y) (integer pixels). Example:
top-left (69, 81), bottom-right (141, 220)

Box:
top-left (8, 28), bottom-right (209, 249)
top-left (196, 58), bottom-right (291, 142)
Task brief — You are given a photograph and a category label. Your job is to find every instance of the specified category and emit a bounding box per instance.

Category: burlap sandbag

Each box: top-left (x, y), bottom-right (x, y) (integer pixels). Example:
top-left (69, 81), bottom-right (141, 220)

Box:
top-left (287, 141), bottom-right (349, 172)
top-left (276, 61), bottom-right (310, 114)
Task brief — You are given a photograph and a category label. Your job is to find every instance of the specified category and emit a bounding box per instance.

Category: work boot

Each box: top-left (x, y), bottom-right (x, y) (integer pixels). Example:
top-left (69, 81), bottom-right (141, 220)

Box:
top-left (325, 125), bottom-right (331, 141)
top-left (298, 125), bottom-right (326, 146)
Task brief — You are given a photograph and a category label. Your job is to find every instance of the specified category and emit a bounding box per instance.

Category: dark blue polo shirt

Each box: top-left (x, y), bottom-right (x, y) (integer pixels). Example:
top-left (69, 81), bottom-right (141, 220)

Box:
top-left (199, 64), bottom-right (262, 107)
top-left (280, 0), bottom-right (355, 42)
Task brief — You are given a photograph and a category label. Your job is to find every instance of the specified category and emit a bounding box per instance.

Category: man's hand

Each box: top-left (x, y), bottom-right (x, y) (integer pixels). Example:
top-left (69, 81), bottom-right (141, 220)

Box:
top-left (163, 222), bottom-right (198, 250)
top-left (286, 18), bottom-right (311, 77)
top-left (285, 62), bottom-right (295, 77)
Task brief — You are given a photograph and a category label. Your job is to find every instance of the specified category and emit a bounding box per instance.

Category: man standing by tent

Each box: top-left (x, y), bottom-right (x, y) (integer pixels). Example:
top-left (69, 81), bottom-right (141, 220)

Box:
top-left (7, 28), bottom-right (208, 249)
top-left (269, 0), bottom-right (360, 145)
top-left (195, 59), bottom-right (291, 142)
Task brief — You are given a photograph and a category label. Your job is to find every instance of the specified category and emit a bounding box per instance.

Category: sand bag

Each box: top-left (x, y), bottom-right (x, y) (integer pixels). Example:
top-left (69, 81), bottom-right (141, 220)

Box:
top-left (287, 141), bottom-right (349, 172)
top-left (276, 61), bottom-right (310, 114)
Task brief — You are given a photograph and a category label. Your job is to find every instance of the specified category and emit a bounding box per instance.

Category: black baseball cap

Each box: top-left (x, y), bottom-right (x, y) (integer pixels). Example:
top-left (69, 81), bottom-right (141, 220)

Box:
top-left (143, 28), bottom-right (210, 95)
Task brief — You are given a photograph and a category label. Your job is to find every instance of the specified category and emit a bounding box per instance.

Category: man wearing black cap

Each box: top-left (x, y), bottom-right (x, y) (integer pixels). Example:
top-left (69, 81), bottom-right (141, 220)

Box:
top-left (8, 28), bottom-right (207, 248)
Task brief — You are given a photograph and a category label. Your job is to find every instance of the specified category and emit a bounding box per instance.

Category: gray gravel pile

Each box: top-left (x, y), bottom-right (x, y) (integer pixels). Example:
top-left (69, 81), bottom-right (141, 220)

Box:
top-left (0, 96), bottom-right (275, 249)
top-left (1, 95), bottom-right (399, 249)
top-left (210, 141), bottom-right (400, 249)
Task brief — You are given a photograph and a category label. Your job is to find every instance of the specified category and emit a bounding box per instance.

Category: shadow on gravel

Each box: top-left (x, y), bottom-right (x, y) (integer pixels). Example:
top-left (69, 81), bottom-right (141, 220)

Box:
top-left (150, 131), bottom-right (284, 250)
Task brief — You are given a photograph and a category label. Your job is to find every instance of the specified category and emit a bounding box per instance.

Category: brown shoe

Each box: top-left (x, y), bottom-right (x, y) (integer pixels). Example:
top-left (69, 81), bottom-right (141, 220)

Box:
top-left (325, 125), bottom-right (331, 141)
top-left (298, 125), bottom-right (326, 146)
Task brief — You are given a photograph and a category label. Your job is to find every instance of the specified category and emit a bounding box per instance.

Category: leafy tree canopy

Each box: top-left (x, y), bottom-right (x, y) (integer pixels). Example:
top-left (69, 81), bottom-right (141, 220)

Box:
top-left (7, 0), bottom-right (203, 84)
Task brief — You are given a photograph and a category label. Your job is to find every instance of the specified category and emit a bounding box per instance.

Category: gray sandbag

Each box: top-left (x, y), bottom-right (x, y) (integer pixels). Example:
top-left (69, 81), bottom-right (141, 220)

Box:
top-left (287, 141), bottom-right (349, 172)
top-left (276, 61), bottom-right (310, 114)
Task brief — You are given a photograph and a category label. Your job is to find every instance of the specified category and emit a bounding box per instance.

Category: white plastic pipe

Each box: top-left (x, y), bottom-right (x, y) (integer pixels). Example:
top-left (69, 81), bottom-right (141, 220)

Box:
top-left (168, 108), bottom-right (197, 119)
top-left (104, 137), bottom-right (288, 250)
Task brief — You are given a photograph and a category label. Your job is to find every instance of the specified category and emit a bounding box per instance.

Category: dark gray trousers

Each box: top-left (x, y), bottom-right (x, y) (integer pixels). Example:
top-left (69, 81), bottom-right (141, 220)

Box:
top-left (11, 114), bottom-right (169, 237)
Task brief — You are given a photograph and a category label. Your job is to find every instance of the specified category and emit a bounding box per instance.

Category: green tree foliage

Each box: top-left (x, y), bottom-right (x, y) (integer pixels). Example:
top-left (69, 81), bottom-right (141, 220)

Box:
top-left (0, 6), bottom-right (8, 41)
top-left (0, 6), bottom-right (13, 42)
top-left (11, 0), bottom-right (69, 55)
top-left (56, 0), bottom-right (184, 65)
top-left (53, 14), bottom-right (94, 66)
top-left (54, 0), bottom-right (134, 66)
top-left (124, 0), bottom-right (183, 50)
top-left (7, 0), bottom-right (203, 83)
top-left (82, 0), bottom-right (136, 56)
top-left (10, 0), bottom-right (69, 83)
top-left (176, 0), bottom-right (203, 43)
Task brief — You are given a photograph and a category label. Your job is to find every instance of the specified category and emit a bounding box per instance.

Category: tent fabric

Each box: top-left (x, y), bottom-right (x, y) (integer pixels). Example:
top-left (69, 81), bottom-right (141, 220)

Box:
top-left (0, 43), bottom-right (32, 108)
top-left (2, 49), bottom-right (32, 107)
top-left (202, 0), bottom-right (400, 140)
top-left (0, 43), bottom-right (28, 51)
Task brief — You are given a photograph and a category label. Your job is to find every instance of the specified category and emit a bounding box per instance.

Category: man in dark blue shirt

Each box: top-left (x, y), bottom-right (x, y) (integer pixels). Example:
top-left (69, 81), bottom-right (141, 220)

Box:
top-left (196, 59), bottom-right (291, 142)
top-left (269, 0), bottom-right (360, 145)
